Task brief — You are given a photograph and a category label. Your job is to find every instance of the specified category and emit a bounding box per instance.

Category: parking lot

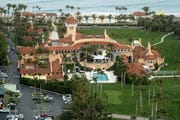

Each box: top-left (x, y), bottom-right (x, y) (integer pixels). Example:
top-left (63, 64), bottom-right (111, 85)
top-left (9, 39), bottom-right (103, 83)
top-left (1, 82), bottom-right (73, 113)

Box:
top-left (0, 34), bottom-right (66, 120)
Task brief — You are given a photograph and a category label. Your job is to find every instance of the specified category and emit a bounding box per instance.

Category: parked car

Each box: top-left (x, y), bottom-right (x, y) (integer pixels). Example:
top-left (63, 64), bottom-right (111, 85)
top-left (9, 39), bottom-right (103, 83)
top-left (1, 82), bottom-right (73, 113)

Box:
top-left (32, 92), bottom-right (53, 102)
top-left (62, 94), bottom-right (72, 104)
top-left (11, 47), bottom-right (15, 51)
top-left (0, 68), bottom-right (6, 73)
top-left (1, 72), bottom-right (8, 78)
top-left (34, 114), bottom-right (53, 120)
top-left (42, 95), bottom-right (53, 102)
top-left (6, 114), bottom-right (24, 120)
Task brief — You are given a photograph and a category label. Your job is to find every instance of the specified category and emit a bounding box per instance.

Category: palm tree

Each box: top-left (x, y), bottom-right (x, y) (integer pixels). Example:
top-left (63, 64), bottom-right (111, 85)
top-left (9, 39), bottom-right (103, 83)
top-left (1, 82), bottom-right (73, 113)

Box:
top-left (92, 14), bottom-right (96, 24)
top-left (3, 9), bottom-right (7, 17)
top-left (97, 69), bottom-right (104, 97)
top-left (41, 91), bottom-right (49, 114)
top-left (99, 15), bottom-right (105, 23)
top-left (32, 6), bottom-right (35, 12)
top-left (77, 7), bottom-right (80, 12)
top-left (128, 14), bottom-right (135, 23)
top-left (59, 9), bottom-right (62, 14)
top-left (33, 93), bottom-right (42, 116)
top-left (131, 115), bottom-right (136, 120)
top-left (23, 4), bottom-right (27, 11)
top-left (122, 6), bottom-right (127, 14)
top-left (6, 3), bottom-right (12, 16)
top-left (66, 5), bottom-right (70, 13)
top-left (76, 12), bottom-right (81, 17)
top-left (115, 6), bottom-right (119, 15)
top-left (12, 4), bottom-right (16, 12)
top-left (18, 4), bottom-right (24, 12)
top-left (133, 76), bottom-right (146, 114)
top-left (62, 53), bottom-right (68, 75)
top-left (70, 6), bottom-right (74, 14)
top-left (38, 7), bottom-right (41, 11)
top-left (142, 6), bottom-right (150, 16)
top-left (0, 7), bottom-right (4, 17)
top-left (130, 74), bottom-right (137, 96)
top-left (121, 62), bottom-right (127, 85)
top-left (107, 14), bottom-right (112, 24)
top-left (77, 15), bottom-right (83, 23)
top-left (136, 77), bottom-right (144, 112)
top-left (84, 15), bottom-right (89, 24)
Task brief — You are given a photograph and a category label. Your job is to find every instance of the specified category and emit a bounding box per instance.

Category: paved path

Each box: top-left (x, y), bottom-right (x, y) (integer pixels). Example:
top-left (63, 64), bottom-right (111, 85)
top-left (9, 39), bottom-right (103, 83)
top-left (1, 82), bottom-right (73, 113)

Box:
top-left (152, 32), bottom-right (174, 46)
top-left (149, 75), bottom-right (180, 80)
top-left (112, 114), bottom-right (148, 120)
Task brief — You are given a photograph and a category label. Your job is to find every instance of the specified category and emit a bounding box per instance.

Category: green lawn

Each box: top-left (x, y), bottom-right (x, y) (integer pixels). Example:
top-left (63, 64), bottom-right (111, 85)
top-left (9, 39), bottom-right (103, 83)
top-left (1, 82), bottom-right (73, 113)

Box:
top-left (154, 35), bottom-right (180, 70)
top-left (78, 28), bottom-right (165, 45)
top-left (104, 90), bottom-right (121, 104)
top-left (101, 78), bottom-right (180, 119)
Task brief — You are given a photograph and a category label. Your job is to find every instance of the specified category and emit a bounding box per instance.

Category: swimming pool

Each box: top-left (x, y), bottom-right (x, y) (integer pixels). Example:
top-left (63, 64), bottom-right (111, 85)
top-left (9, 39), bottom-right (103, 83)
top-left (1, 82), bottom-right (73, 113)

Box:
top-left (92, 73), bottom-right (108, 81)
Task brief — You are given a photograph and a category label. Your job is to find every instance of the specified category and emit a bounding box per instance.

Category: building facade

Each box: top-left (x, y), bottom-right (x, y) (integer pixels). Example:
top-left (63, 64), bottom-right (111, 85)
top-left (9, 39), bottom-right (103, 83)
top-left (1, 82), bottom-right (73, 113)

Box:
top-left (18, 16), bottom-right (164, 80)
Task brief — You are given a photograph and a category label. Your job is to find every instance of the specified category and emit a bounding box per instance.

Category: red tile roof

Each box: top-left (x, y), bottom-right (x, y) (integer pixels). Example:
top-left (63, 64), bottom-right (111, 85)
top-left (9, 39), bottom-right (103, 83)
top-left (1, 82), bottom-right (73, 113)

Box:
top-left (152, 50), bottom-right (160, 57)
top-left (60, 35), bottom-right (73, 43)
top-left (22, 12), bottom-right (34, 17)
top-left (133, 46), bottom-right (146, 61)
top-left (35, 12), bottom-right (46, 16)
top-left (65, 17), bottom-right (78, 24)
top-left (46, 13), bottom-right (57, 16)
top-left (48, 40), bottom-right (129, 52)
top-left (145, 55), bottom-right (156, 60)
top-left (18, 46), bottom-right (34, 54)
top-left (114, 45), bottom-right (132, 49)
top-left (21, 36), bottom-right (32, 41)
top-left (20, 67), bottom-right (50, 74)
top-left (132, 11), bottom-right (145, 16)
top-left (127, 63), bottom-right (146, 77)
top-left (48, 46), bottom-right (78, 51)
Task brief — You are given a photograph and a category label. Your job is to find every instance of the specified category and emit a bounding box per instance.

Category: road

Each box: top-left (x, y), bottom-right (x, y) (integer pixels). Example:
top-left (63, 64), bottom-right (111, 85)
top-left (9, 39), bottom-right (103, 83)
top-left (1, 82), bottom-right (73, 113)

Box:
top-left (4, 33), bottom-right (65, 120)
top-left (78, 25), bottom-right (144, 29)
top-left (6, 36), bottom-right (19, 85)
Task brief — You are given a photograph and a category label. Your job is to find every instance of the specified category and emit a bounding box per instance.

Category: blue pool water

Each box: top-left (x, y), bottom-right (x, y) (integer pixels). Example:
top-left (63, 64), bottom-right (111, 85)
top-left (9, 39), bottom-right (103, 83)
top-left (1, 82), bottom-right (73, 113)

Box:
top-left (93, 73), bottom-right (108, 81)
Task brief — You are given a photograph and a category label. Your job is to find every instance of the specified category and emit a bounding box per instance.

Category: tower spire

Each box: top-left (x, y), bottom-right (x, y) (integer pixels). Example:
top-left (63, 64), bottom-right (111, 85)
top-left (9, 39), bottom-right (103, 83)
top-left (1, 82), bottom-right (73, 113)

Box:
top-left (146, 41), bottom-right (153, 56)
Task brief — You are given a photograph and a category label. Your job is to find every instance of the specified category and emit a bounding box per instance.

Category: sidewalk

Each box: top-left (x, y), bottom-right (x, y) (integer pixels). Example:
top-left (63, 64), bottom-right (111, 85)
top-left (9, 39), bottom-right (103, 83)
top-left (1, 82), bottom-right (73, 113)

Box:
top-left (152, 32), bottom-right (174, 46)
top-left (112, 114), bottom-right (148, 120)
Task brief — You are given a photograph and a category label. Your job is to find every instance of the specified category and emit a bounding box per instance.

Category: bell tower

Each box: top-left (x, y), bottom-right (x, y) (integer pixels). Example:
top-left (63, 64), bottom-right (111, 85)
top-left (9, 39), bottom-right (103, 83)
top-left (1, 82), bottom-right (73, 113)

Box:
top-left (64, 17), bottom-right (78, 42)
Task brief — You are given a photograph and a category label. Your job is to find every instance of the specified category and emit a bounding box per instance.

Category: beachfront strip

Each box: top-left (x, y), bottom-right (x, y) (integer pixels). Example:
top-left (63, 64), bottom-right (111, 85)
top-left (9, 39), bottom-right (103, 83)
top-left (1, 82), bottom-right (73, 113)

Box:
top-left (17, 16), bottom-right (164, 82)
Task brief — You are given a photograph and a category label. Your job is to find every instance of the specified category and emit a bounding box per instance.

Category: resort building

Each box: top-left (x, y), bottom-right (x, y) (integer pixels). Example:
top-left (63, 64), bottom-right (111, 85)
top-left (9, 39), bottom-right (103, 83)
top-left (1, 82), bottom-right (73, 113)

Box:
top-left (18, 16), bottom-right (164, 80)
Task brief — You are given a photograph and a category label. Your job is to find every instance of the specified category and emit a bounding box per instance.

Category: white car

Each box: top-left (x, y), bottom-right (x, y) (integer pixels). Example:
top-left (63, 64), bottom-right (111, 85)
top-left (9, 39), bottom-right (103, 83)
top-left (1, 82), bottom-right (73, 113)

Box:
top-left (42, 95), bottom-right (53, 102)
top-left (1, 72), bottom-right (8, 78)
top-left (6, 114), bottom-right (24, 120)
top-left (62, 94), bottom-right (72, 104)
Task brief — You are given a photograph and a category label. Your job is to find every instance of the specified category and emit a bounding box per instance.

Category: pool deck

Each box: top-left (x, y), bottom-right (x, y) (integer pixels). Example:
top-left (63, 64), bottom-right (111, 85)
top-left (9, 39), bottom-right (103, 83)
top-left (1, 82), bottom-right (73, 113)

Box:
top-left (85, 70), bottom-right (117, 83)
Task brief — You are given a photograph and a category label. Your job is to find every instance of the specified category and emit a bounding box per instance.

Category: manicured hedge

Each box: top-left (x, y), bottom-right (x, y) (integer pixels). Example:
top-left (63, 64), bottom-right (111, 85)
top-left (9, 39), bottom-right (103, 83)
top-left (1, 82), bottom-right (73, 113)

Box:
top-left (20, 77), bottom-right (73, 94)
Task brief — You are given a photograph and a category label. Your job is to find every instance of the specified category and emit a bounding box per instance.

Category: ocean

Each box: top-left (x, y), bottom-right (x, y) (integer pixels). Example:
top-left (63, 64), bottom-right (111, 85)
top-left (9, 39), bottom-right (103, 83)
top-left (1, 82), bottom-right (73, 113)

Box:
top-left (0, 0), bottom-right (180, 14)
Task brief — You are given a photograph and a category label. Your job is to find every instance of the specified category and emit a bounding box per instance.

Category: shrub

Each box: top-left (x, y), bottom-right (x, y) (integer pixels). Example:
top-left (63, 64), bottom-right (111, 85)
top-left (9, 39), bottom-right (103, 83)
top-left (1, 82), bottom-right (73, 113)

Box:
top-left (20, 77), bottom-right (73, 94)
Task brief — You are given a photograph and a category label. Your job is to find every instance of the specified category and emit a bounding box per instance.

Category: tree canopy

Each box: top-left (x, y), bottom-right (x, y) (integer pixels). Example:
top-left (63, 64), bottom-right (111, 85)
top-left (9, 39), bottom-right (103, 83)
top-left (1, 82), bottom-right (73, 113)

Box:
top-left (60, 75), bottom-right (112, 120)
